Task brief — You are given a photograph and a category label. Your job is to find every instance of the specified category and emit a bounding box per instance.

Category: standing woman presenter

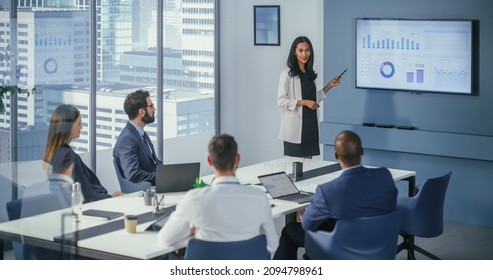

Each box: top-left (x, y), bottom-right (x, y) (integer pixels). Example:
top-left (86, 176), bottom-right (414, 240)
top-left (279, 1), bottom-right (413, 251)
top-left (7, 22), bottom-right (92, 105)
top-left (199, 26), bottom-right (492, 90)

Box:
top-left (277, 36), bottom-right (342, 159)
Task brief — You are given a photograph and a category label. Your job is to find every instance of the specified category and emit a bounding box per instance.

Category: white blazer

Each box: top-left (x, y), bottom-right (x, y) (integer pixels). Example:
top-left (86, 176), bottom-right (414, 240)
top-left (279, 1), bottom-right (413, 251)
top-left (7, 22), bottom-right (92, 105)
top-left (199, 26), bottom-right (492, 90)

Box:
top-left (277, 67), bottom-right (326, 144)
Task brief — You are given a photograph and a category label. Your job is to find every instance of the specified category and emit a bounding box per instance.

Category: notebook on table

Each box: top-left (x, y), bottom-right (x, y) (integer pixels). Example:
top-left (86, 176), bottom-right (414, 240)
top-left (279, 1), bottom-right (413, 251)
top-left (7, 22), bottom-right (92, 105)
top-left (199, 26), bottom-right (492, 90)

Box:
top-left (81, 209), bottom-right (124, 221)
top-left (155, 162), bottom-right (200, 193)
top-left (258, 171), bottom-right (313, 204)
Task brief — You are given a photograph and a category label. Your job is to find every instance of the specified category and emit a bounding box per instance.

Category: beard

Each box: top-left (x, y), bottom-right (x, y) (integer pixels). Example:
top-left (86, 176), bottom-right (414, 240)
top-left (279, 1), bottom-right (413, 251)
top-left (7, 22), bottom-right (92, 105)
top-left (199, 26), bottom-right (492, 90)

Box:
top-left (142, 110), bottom-right (155, 124)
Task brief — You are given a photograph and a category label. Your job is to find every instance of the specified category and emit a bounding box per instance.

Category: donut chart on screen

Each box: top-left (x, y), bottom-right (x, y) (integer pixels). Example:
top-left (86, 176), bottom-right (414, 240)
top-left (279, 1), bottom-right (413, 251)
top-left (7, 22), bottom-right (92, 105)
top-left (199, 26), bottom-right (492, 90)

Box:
top-left (380, 61), bottom-right (395, 78)
top-left (356, 19), bottom-right (472, 94)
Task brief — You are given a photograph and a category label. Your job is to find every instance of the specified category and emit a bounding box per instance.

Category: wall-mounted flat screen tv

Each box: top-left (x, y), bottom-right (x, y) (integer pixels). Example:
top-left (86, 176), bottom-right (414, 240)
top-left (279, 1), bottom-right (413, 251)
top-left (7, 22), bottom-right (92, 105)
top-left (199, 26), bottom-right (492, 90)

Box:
top-left (356, 18), bottom-right (473, 94)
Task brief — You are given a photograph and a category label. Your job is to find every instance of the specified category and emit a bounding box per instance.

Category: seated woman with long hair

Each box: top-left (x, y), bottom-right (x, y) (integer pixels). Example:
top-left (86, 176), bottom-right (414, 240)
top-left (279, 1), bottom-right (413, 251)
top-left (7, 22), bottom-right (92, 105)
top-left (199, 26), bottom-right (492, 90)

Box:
top-left (43, 104), bottom-right (124, 203)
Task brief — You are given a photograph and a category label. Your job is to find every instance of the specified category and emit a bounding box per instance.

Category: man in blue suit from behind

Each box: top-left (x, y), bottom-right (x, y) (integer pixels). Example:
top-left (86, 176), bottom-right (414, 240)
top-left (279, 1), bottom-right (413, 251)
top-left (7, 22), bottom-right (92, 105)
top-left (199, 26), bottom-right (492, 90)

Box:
top-left (273, 130), bottom-right (398, 259)
top-left (113, 89), bottom-right (162, 185)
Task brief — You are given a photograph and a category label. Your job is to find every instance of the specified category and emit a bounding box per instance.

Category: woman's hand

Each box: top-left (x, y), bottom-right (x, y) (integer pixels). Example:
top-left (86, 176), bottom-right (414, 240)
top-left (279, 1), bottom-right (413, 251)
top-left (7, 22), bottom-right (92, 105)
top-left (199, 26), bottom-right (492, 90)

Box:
top-left (323, 76), bottom-right (342, 93)
top-left (329, 76), bottom-right (341, 87)
top-left (296, 208), bottom-right (306, 222)
top-left (302, 100), bottom-right (320, 110)
top-left (111, 191), bottom-right (125, 197)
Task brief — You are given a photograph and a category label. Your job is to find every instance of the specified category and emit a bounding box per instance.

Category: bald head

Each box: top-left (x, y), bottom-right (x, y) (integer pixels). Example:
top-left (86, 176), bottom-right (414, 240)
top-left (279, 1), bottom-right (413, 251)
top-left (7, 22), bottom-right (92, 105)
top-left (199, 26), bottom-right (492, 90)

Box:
top-left (334, 130), bottom-right (363, 167)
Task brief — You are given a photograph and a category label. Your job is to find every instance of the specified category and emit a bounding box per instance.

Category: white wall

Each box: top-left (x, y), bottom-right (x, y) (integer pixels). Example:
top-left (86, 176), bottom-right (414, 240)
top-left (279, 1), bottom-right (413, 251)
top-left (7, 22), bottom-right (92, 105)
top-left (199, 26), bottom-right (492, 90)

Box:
top-left (220, 0), bottom-right (324, 166)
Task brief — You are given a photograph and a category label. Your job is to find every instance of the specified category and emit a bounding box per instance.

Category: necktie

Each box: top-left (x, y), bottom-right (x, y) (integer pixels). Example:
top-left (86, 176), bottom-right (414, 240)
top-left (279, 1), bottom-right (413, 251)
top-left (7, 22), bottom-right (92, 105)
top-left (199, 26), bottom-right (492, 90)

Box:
top-left (143, 132), bottom-right (157, 163)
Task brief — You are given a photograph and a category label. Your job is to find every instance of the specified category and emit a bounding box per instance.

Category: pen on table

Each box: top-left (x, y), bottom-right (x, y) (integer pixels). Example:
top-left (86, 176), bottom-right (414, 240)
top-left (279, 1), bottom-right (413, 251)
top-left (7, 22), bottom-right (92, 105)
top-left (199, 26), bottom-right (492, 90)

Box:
top-left (158, 195), bottom-right (165, 205)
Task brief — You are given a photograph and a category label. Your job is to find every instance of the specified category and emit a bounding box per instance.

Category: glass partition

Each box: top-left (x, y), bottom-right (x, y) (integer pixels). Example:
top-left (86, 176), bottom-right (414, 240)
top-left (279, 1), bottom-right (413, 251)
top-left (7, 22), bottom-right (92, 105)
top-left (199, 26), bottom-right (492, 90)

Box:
top-left (0, 0), bottom-right (217, 223)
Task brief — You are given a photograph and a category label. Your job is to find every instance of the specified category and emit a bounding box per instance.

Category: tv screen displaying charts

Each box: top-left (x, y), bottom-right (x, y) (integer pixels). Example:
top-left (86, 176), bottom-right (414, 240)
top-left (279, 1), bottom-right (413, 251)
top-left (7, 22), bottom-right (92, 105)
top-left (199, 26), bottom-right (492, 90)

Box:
top-left (356, 18), bottom-right (473, 94)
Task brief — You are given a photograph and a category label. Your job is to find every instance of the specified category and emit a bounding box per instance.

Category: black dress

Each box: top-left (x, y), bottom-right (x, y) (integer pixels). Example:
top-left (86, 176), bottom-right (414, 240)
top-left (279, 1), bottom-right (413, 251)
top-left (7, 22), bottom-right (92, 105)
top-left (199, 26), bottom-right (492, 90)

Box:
top-left (284, 73), bottom-right (320, 157)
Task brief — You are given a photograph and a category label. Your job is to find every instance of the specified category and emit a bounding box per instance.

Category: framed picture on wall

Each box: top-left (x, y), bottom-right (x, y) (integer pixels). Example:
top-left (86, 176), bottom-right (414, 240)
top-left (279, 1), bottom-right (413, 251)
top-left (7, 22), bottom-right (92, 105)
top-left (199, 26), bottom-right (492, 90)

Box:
top-left (254, 5), bottom-right (280, 46)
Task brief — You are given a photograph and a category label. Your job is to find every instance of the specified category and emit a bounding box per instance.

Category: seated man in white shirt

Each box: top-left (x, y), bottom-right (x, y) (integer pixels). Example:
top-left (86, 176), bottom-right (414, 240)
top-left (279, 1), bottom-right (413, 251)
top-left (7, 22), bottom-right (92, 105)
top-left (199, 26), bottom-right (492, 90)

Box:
top-left (157, 134), bottom-right (279, 257)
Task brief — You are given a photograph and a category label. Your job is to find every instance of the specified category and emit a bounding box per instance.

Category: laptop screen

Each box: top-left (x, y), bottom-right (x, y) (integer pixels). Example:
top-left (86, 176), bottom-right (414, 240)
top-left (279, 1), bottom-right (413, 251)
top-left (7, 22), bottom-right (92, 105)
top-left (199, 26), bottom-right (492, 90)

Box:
top-left (258, 172), bottom-right (299, 198)
top-left (156, 162), bottom-right (200, 193)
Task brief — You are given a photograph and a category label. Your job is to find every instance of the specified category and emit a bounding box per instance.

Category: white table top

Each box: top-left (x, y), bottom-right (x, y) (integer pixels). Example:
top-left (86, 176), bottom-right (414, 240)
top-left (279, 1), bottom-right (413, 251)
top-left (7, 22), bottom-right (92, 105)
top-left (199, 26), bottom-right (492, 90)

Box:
top-left (297, 165), bottom-right (416, 193)
top-left (77, 190), bottom-right (307, 259)
top-left (0, 158), bottom-right (416, 259)
top-left (0, 188), bottom-right (306, 259)
top-left (0, 191), bottom-right (186, 259)
top-left (202, 157), bottom-right (336, 185)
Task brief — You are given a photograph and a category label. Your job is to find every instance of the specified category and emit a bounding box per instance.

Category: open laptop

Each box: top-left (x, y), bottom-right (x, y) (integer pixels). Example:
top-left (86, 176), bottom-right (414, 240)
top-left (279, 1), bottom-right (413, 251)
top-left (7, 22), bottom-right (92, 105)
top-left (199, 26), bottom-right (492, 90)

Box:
top-left (155, 162), bottom-right (200, 193)
top-left (258, 171), bottom-right (313, 204)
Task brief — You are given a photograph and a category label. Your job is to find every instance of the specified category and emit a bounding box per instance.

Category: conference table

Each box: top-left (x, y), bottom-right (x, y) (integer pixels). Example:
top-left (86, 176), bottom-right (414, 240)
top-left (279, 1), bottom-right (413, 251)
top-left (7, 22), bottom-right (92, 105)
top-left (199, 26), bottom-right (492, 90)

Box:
top-left (0, 158), bottom-right (416, 260)
top-left (202, 157), bottom-right (416, 196)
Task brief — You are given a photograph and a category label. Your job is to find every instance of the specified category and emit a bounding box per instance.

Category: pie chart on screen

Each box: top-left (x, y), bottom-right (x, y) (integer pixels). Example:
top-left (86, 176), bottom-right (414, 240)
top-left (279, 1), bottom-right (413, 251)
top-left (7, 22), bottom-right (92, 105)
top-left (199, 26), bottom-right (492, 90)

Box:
top-left (380, 61), bottom-right (395, 78)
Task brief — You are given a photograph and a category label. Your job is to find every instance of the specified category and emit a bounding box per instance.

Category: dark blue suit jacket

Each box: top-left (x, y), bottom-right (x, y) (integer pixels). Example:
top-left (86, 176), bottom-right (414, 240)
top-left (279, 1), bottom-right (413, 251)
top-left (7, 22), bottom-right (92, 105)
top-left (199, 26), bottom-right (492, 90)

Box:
top-left (54, 144), bottom-right (110, 203)
top-left (113, 122), bottom-right (162, 185)
top-left (301, 165), bottom-right (397, 232)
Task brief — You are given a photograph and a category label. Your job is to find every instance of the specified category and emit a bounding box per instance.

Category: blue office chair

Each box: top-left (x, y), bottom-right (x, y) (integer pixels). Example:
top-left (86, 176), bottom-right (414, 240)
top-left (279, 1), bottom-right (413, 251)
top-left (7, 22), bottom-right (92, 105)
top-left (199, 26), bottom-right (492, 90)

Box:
top-left (305, 210), bottom-right (401, 260)
top-left (113, 158), bottom-right (151, 193)
top-left (184, 235), bottom-right (271, 260)
top-left (6, 193), bottom-right (62, 260)
top-left (396, 172), bottom-right (452, 260)
top-left (0, 174), bottom-right (21, 257)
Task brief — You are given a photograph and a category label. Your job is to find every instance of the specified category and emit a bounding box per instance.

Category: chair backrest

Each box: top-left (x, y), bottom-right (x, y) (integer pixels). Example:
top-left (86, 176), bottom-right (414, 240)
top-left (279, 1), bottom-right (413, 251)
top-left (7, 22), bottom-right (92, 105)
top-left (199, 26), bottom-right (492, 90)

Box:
top-left (184, 235), bottom-right (271, 260)
top-left (305, 210), bottom-right (401, 260)
top-left (6, 193), bottom-right (62, 259)
top-left (49, 179), bottom-right (72, 209)
top-left (398, 172), bottom-right (452, 238)
top-left (7, 193), bottom-right (61, 221)
top-left (113, 158), bottom-right (151, 193)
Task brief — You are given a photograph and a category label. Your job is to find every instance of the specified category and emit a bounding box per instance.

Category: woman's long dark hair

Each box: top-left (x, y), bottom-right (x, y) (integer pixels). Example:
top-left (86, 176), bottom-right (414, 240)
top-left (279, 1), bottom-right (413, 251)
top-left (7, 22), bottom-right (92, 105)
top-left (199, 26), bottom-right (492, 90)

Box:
top-left (287, 36), bottom-right (318, 80)
top-left (43, 104), bottom-right (80, 164)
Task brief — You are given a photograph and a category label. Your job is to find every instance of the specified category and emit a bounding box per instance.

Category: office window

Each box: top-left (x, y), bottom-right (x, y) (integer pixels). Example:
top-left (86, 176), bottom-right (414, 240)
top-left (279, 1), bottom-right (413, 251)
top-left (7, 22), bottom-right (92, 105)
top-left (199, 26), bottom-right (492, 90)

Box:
top-left (1, 0), bottom-right (217, 188)
top-left (0, 7), bottom-right (91, 166)
top-left (96, 0), bottom-right (217, 160)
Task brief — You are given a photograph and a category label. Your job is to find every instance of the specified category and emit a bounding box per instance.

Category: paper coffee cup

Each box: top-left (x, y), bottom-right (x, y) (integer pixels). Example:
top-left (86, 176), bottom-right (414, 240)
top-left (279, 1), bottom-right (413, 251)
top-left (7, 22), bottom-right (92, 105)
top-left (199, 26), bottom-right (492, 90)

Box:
top-left (124, 215), bottom-right (138, 234)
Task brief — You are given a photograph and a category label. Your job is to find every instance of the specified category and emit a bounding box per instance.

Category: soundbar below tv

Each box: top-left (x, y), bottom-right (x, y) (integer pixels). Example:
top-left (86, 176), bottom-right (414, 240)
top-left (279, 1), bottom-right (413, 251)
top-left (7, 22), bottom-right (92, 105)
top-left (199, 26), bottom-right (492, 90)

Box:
top-left (356, 18), bottom-right (473, 95)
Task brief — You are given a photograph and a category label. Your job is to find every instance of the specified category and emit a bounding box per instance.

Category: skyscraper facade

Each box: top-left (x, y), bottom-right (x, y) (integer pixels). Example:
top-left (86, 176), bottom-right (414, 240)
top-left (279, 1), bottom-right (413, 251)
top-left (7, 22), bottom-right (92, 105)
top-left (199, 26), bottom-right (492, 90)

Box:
top-left (0, 0), bottom-right (216, 163)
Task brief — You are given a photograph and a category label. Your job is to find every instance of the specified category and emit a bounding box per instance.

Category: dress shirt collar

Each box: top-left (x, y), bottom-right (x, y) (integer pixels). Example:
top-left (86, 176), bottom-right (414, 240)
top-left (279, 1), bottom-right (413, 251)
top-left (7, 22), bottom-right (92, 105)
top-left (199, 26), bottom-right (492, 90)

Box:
top-left (48, 173), bottom-right (75, 185)
top-left (128, 120), bottom-right (145, 137)
top-left (210, 176), bottom-right (240, 187)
